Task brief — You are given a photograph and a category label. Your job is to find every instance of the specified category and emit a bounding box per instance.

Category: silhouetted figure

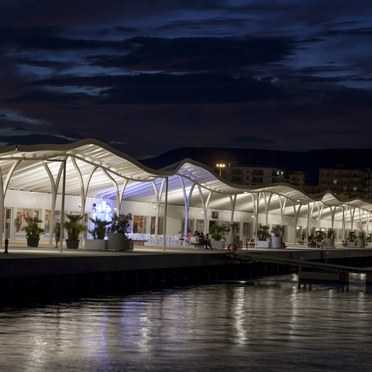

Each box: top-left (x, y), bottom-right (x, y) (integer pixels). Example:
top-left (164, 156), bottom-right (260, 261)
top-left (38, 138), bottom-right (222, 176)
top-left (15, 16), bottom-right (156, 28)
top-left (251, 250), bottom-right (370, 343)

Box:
top-left (204, 233), bottom-right (212, 249)
top-left (54, 223), bottom-right (61, 248)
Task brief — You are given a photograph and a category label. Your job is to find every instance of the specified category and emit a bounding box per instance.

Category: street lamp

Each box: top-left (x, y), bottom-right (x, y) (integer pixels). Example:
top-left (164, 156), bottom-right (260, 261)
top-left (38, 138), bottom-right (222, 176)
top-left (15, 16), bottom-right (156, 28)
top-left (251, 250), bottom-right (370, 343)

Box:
top-left (216, 163), bottom-right (226, 177)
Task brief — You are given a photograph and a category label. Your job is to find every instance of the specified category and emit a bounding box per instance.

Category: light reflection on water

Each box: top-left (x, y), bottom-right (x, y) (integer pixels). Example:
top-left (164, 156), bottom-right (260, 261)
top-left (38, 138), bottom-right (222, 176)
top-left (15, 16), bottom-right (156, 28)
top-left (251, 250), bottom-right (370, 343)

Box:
top-left (0, 274), bottom-right (371, 371)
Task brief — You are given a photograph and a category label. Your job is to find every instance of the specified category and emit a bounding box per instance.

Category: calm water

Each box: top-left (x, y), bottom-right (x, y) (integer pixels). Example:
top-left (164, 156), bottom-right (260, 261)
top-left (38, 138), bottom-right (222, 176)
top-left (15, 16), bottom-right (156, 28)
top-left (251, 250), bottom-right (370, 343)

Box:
top-left (0, 274), bottom-right (371, 372)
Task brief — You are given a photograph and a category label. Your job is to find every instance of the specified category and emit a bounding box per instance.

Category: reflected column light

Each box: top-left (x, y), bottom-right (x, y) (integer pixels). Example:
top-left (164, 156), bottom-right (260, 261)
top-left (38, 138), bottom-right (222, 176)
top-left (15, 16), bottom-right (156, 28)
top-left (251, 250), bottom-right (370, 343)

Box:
top-left (232, 287), bottom-right (248, 345)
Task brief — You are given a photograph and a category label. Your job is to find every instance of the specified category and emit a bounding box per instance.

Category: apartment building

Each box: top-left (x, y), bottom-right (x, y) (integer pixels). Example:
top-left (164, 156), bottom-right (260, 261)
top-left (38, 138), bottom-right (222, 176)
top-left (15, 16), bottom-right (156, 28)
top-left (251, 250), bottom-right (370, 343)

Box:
top-left (319, 167), bottom-right (372, 199)
top-left (215, 162), bottom-right (286, 186)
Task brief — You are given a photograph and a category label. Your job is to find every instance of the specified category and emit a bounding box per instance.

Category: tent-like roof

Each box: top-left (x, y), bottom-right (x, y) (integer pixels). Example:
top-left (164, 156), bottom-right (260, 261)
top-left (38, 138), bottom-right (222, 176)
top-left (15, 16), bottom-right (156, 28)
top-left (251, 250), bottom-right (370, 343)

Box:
top-left (1, 139), bottom-right (371, 222)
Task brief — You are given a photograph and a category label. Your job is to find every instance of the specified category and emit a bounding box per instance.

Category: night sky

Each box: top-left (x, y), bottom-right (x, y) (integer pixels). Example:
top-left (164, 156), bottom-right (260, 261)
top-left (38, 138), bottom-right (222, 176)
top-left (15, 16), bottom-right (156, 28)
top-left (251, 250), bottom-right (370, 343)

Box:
top-left (1, 0), bottom-right (372, 159)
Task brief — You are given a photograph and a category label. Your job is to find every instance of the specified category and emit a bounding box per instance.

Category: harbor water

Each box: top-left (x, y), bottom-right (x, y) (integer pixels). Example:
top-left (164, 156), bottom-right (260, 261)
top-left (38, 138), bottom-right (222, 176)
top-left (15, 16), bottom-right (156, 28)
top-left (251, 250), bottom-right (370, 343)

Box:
top-left (0, 274), bottom-right (371, 371)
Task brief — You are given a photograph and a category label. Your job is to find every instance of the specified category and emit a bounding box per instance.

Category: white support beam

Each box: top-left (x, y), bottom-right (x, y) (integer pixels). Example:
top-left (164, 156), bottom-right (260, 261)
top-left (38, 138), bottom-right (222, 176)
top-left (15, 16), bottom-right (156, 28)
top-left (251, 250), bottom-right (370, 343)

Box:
top-left (162, 177), bottom-right (168, 251)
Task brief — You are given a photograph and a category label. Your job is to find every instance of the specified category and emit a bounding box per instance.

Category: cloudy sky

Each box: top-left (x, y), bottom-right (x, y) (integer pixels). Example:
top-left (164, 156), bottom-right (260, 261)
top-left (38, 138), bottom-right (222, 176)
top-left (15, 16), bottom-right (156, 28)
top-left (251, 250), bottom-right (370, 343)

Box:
top-left (1, 0), bottom-right (372, 159)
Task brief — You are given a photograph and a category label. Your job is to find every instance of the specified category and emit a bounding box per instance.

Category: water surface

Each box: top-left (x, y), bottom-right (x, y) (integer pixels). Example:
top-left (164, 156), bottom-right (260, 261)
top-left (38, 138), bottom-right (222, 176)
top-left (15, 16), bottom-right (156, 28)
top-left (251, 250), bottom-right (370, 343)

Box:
top-left (0, 274), bottom-right (371, 371)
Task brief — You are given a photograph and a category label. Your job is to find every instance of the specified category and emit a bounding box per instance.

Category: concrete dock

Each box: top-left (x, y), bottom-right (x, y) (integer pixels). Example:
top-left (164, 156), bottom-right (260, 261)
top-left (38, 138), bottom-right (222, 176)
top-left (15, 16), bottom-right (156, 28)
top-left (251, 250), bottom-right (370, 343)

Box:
top-left (1, 241), bottom-right (372, 277)
top-left (1, 241), bottom-right (372, 305)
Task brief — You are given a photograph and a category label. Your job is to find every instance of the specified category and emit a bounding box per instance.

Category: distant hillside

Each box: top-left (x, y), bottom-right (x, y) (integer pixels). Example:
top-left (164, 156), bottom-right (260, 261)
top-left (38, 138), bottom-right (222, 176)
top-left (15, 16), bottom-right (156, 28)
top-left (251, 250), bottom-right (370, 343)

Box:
top-left (140, 147), bottom-right (372, 185)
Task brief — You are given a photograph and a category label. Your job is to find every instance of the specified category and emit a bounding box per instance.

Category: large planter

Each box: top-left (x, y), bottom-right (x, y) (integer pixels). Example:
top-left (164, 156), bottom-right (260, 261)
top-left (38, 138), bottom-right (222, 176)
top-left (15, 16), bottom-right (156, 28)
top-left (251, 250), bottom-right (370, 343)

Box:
top-left (85, 239), bottom-right (107, 250)
top-left (256, 240), bottom-right (270, 248)
top-left (325, 238), bottom-right (334, 248)
top-left (66, 239), bottom-right (80, 249)
top-left (124, 240), bottom-right (134, 251)
top-left (356, 238), bottom-right (365, 248)
top-left (271, 236), bottom-right (282, 249)
top-left (26, 237), bottom-right (40, 247)
top-left (107, 233), bottom-right (134, 251)
top-left (211, 240), bottom-right (225, 249)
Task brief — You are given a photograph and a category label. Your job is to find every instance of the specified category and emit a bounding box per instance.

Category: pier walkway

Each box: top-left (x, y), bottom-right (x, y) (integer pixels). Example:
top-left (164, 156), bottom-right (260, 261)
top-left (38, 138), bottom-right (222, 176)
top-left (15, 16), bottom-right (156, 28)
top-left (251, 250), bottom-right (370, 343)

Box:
top-left (1, 241), bottom-right (372, 263)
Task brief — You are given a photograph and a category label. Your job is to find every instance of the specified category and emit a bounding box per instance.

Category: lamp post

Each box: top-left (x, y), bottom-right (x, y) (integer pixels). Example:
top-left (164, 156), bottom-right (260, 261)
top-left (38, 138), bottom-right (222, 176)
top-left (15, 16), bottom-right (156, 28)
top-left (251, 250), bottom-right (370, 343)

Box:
top-left (216, 163), bottom-right (226, 177)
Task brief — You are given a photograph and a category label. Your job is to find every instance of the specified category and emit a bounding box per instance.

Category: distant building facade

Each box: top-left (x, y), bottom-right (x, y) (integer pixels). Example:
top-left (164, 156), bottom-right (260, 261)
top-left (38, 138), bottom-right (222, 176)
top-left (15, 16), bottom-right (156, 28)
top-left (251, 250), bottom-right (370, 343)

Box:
top-left (285, 171), bottom-right (306, 188)
top-left (318, 167), bottom-right (372, 199)
top-left (214, 161), bottom-right (372, 200)
top-left (215, 161), bottom-right (287, 186)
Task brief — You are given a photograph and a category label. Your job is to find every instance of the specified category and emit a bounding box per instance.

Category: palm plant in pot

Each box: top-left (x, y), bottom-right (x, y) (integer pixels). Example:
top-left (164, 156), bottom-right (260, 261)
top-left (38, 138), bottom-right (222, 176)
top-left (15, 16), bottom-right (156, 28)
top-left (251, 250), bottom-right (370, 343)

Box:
top-left (357, 230), bottom-right (366, 248)
top-left (315, 230), bottom-right (326, 247)
top-left (347, 231), bottom-right (356, 246)
top-left (209, 223), bottom-right (230, 249)
top-left (325, 228), bottom-right (335, 248)
top-left (107, 213), bottom-right (133, 251)
top-left (86, 217), bottom-right (111, 250)
top-left (367, 233), bottom-right (372, 246)
top-left (257, 224), bottom-right (271, 248)
top-left (271, 224), bottom-right (284, 249)
top-left (63, 214), bottom-right (86, 249)
top-left (22, 216), bottom-right (45, 247)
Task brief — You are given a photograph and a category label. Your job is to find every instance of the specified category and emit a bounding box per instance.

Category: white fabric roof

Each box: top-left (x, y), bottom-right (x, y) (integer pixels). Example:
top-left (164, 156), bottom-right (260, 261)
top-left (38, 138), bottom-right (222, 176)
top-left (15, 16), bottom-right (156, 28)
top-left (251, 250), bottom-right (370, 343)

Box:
top-left (1, 139), bottom-right (371, 222)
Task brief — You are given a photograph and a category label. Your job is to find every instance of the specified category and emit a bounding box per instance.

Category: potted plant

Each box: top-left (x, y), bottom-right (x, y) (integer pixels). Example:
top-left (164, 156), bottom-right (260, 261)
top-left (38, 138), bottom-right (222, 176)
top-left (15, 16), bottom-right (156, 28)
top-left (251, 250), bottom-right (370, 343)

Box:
top-left (85, 217), bottom-right (110, 250)
top-left (356, 230), bottom-right (366, 248)
top-left (315, 230), bottom-right (325, 248)
top-left (271, 224), bottom-right (284, 249)
top-left (325, 228), bottom-right (335, 248)
top-left (22, 216), bottom-right (45, 247)
top-left (367, 233), bottom-right (372, 245)
top-left (209, 223), bottom-right (230, 249)
top-left (308, 234), bottom-right (316, 247)
top-left (107, 213), bottom-right (133, 251)
top-left (256, 224), bottom-right (271, 248)
top-left (63, 214), bottom-right (86, 249)
top-left (347, 231), bottom-right (356, 247)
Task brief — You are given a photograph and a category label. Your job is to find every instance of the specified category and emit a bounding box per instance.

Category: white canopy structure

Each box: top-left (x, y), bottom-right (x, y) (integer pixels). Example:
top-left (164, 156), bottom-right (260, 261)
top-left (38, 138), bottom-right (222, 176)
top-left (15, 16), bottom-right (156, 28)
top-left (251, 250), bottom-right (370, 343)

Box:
top-left (1, 138), bottom-right (371, 245)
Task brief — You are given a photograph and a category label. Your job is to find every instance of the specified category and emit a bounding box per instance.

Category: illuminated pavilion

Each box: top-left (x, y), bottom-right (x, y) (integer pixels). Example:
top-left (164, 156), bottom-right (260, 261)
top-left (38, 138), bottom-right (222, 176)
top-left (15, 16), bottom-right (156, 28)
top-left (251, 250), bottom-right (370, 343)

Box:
top-left (1, 138), bottom-right (371, 248)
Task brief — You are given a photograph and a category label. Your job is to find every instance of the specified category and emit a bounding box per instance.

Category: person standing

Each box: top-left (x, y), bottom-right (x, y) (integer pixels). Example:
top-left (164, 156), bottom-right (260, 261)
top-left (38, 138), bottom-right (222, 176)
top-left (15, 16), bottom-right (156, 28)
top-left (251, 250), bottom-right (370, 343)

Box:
top-left (54, 222), bottom-right (61, 248)
top-left (204, 233), bottom-right (212, 249)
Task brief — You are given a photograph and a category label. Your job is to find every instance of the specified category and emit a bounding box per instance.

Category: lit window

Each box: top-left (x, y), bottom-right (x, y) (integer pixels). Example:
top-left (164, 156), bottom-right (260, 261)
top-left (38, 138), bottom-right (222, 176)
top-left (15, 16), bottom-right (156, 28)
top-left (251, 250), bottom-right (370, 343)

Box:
top-left (333, 179), bottom-right (337, 184)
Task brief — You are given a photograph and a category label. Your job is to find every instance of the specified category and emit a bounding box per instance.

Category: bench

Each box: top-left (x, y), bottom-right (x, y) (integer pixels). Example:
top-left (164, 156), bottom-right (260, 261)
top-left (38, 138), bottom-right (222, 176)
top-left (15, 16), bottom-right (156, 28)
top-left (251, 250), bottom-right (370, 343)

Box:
top-left (190, 242), bottom-right (203, 247)
top-left (188, 237), bottom-right (203, 246)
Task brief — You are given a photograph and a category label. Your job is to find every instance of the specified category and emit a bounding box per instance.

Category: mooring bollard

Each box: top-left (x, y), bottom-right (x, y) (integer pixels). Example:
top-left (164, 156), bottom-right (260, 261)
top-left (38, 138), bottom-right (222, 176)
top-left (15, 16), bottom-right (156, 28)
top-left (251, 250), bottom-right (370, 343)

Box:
top-left (4, 238), bottom-right (9, 254)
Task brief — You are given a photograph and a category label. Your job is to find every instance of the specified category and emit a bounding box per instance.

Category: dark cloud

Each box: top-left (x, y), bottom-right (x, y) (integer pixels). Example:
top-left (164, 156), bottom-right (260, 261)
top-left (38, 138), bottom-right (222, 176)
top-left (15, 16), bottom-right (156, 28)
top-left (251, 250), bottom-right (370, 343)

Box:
top-left (26, 73), bottom-right (285, 104)
top-left (0, 134), bottom-right (76, 146)
top-left (0, 27), bottom-right (118, 50)
top-left (88, 36), bottom-right (294, 72)
top-left (333, 88), bottom-right (372, 108)
top-left (104, 75), bottom-right (285, 104)
top-left (0, 1), bottom-right (372, 158)
top-left (230, 135), bottom-right (276, 146)
top-left (325, 27), bottom-right (372, 37)
top-left (99, 25), bottom-right (138, 35)
top-left (12, 58), bottom-right (71, 70)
